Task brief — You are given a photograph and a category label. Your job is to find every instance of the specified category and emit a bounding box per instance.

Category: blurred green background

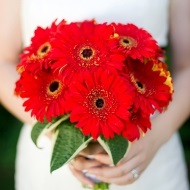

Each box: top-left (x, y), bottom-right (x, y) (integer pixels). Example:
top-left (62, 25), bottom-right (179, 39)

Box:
top-left (0, 105), bottom-right (22, 190)
top-left (0, 105), bottom-right (190, 189)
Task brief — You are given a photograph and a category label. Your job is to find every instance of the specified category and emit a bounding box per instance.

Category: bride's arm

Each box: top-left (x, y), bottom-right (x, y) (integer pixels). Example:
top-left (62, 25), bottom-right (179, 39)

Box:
top-left (0, 0), bottom-right (34, 125)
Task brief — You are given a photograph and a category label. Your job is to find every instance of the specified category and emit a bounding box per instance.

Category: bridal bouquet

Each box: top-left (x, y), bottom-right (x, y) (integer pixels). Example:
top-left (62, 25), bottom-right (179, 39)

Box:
top-left (15, 19), bottom-right (173, 190)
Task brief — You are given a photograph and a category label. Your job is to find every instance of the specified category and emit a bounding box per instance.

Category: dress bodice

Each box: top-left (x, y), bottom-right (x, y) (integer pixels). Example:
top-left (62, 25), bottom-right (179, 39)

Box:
top-left (21, 0), bottom-right (170, 47)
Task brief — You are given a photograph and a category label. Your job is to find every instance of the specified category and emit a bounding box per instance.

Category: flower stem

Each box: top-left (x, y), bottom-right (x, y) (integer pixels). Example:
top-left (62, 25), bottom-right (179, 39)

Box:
top-left (83, 182), bottom-right (109, 190)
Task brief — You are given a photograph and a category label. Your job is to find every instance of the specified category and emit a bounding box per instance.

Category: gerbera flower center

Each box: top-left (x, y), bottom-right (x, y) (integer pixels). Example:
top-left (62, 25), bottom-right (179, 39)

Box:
top-left (136, 81), bottom-right (143, 89)
top-left (95, 98), bottom-right (104, 108)
top-left (130, 74), bottom-right (146, 94)
top-left (120, 36), bottom-right (137, 49)
top-left (81, 48), bottom-right (93, 59)
top-left (50, 81), bottom-right (59, 92)
top-left (76, 45), bottom-right (100, 68)
top-left (47, 80), bottom-right (63, 98)
top-left (37, 42), bottom-right (51, 57)
top-left (79, 46), bottom-right (94, 60)
top-left (84, 88), bottom-right (117, 120)
top-left (123, 39), bottom-right (130, 44)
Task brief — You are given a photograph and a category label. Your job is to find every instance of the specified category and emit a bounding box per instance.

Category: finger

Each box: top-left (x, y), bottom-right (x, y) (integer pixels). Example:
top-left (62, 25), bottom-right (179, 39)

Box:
top-left (80, 142), bottom-right (105, 156)
top-left (88, 154), bottom-right (141, 179)
top-left (71, 156), bottom-right (103, 171)
top-left (94, 170), bottom-right (136, 185)
top-left (68, 164), bottom-right (94, 187)
top-left (93, 153), bottom-right (113, 165)
top-left (91, 164), bottom-right (142, 185)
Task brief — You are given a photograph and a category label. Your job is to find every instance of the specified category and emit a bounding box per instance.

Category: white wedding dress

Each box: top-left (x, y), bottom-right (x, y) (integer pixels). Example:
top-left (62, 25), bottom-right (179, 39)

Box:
top-left (16, 0), bottom-right (189, 189)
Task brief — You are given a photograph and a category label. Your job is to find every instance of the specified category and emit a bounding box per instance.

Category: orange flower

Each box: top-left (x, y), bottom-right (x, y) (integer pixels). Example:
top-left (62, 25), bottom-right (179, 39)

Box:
top-left (152, 60), bottom-right (174, 94)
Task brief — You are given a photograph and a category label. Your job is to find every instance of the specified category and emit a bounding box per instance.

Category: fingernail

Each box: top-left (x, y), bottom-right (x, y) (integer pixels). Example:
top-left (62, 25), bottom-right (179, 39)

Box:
top-left (85, 172), bottom-right (96, 179)
top-left (82, 169), bottom-right (88, 173)
top-left (85, 155), bottom-right (95, 159)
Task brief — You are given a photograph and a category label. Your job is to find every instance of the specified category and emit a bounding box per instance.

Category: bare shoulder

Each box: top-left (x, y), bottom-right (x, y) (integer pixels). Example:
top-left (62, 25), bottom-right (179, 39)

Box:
top-left (0, 0), bottom-right (22, 62)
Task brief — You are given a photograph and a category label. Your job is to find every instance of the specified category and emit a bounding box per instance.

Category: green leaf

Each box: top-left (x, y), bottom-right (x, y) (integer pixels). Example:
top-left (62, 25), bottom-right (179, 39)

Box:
top-left (98, 135), bottom-right (129, 165)
top-left (31, 114), bottom-right (69, 148)
top-left (31, 121), bottom-right (50, 147)
top-left (50, 120), bottom-right (92, 172)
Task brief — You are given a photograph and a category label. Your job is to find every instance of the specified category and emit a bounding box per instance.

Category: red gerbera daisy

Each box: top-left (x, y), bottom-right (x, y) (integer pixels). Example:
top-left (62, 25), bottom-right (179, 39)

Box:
top-left (50, 20), bottom-right (124, 82)
top-left (125, 58), bottom-right (172, 115)
top-left (122, 107), bottom-right (151, 142)
top-left (66, 69), bottom-right (133, 139)
top-left (17, 20), bottom-right (62, 74)
top-left (17, 70), bottom-right (67, 122)
top-left (15, 75), bottom-right (24, 96)
top-left (110, 23), bottom-right (163, 61)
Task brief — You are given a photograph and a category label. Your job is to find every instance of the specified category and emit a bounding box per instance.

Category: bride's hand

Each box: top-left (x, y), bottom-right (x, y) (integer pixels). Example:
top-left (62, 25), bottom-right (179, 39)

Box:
top-left (85, 137), bottom-right (159, 185)
top-left (68, 141), bottom-right (107, 187)
top-left (68, 115), bottom-right (171, 186)
top-left (85, 117), bottom-right (169, 186)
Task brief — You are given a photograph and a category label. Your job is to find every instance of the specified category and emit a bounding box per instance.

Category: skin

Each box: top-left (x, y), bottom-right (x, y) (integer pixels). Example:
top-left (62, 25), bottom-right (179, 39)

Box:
top-left (0, 0), bottom-right (34, 125)
top-left (0, 0), bottom-right (190, 187)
